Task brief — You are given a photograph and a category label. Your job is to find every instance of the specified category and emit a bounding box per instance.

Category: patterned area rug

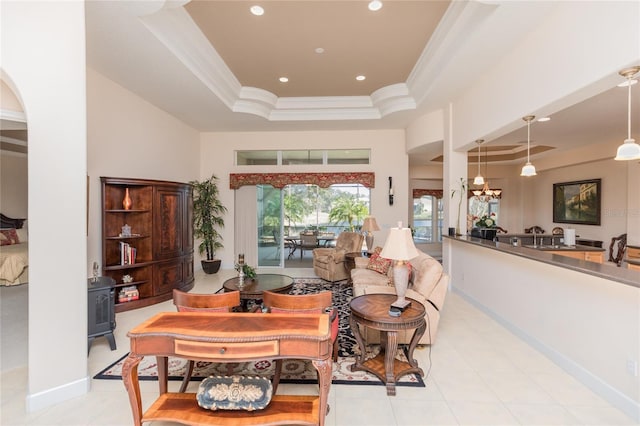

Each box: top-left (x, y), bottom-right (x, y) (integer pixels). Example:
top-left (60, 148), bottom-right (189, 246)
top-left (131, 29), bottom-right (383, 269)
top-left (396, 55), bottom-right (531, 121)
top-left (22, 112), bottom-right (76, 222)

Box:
top-left (94, 278), bottom-right (425, 388)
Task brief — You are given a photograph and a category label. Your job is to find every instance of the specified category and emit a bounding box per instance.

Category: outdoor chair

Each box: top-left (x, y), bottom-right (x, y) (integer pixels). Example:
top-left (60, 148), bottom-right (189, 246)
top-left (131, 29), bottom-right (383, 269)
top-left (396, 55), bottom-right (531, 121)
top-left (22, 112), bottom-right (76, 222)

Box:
top-left (172, 289), bottom-right (241, 392)
top-left (298, 233), bottom-right (319, 259)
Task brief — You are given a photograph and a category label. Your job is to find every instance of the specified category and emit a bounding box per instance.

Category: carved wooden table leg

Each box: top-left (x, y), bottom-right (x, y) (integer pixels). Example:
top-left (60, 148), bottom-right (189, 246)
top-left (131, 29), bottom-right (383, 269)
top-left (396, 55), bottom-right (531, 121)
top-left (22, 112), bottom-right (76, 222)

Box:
top-left (156, 356), bottom-right (168, 394)
top-left (122, 353), bottom-right (143, 426)
top-left (384, 330), bottom-right (399, 396)
top-left (349, 314), bottom-right (367, 368)
top-left (312, 358), bottom-right (333, 426)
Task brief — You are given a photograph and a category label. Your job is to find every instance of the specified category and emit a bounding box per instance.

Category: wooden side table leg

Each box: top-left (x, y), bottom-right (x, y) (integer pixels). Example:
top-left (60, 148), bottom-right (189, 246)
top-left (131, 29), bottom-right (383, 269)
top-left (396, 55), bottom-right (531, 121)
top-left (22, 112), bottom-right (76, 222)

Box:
top-left (122, 353), bottom-right (143, 426)
top-left (349, 315), bottom-right (367, 369)
top-left (407, 320), bottom-right (426, 373)
top-left (385, 331), bottom-right (399, 396)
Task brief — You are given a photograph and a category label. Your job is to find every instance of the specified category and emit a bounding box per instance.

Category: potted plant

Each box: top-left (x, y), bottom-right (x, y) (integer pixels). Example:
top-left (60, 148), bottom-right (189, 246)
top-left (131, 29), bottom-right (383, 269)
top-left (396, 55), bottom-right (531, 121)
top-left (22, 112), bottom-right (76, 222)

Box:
top-left (191, 174), bottom-right (227, 274)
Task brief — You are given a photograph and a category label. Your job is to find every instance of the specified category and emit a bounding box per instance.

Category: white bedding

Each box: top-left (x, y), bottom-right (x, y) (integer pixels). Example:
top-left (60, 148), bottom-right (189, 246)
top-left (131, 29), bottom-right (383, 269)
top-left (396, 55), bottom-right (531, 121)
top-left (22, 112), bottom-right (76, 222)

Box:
top-left (0, 242), bottom-right (28, 286)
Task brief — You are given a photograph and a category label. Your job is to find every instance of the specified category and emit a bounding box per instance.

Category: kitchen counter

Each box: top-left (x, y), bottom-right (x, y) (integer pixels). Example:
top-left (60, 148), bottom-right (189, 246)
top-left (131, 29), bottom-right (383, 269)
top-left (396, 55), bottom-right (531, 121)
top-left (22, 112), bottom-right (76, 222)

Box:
top-left (445, 235), bottom-right (638, 288)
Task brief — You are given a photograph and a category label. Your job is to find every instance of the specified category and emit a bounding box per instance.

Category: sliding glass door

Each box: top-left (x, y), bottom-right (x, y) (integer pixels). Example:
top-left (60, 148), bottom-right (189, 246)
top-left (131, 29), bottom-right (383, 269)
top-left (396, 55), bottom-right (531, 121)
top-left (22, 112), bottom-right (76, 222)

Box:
top-left (257, 185), bottom-right (283, 267)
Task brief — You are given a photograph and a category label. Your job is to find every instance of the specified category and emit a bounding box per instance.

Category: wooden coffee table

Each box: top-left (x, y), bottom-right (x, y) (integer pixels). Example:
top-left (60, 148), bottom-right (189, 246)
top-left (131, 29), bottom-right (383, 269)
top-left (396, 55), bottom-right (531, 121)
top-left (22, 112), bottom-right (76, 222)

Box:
top-left (223, 273), bottom-right (294, 310)
top-left (349, 293), bottom-right (426, 395)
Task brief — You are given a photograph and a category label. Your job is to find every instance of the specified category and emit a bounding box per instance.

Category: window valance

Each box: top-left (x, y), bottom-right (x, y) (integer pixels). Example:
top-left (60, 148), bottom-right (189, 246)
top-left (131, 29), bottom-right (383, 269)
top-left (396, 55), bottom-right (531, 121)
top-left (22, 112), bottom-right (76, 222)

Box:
top-left (413, 189), bottom-right (443, 199)
top-left (229, 172), bottom-right (375, 189)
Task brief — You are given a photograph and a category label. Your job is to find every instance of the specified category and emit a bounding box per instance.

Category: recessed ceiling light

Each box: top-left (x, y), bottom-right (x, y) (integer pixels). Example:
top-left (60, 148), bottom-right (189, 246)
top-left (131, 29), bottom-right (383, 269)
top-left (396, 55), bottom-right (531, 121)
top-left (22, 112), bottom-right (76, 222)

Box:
top-left (250, 5), bottom-right (264, 16)
top-left (368, 1), bottom-right (383, 11)
top-left (538, 117), bottom-right (551, 122)
top-left (315, 47), bottom-right (325, 54)
top-left (356, 75), bottom-right (366, 81)
top-left (279, 77), bottom-right (289, 83)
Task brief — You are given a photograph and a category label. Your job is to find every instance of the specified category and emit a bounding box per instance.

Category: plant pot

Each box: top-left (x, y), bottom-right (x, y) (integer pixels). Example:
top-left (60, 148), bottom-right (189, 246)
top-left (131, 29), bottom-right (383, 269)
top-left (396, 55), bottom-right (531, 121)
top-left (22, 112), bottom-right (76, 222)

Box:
top-left (201, 259), bottom-right (222, 274)
top-left (471, 228), bottom-right (497, 241)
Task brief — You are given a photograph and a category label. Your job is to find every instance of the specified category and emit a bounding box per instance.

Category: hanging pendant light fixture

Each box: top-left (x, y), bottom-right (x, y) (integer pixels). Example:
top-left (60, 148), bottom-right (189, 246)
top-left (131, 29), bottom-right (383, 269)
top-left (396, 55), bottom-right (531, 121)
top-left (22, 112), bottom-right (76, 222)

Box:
top-left (473, 139), bottom-right (485, 185)
top-left (472, 145), bottom-right (502, 200)
top-left (614, 66), bottom-right (640, 161)
top-left (520, 115), bottom-right (537, 177)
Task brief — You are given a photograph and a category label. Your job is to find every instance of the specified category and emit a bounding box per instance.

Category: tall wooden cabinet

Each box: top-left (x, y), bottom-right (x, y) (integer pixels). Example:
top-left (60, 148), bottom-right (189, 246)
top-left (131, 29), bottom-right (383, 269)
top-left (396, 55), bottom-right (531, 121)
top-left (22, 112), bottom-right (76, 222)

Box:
top-left (101, 177), bottom-right (194, 312)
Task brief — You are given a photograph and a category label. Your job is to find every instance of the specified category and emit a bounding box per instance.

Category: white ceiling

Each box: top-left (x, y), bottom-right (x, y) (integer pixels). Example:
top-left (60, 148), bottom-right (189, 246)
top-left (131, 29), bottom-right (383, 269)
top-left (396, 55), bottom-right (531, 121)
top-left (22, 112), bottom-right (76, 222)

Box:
top-left (5, 1), bottom-right (638, 163)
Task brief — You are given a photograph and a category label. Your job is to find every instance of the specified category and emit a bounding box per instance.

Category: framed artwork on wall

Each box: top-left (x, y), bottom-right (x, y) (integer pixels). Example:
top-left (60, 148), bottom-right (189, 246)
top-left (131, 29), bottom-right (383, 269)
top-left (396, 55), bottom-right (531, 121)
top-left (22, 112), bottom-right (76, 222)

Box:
top-left (553, 179), bottom-right (601, 226)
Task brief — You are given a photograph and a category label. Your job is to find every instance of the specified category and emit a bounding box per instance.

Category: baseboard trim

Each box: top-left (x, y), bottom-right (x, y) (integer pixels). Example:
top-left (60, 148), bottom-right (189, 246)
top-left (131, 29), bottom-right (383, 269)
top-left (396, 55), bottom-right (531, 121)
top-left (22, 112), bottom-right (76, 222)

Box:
top-left (453, 287), bottom-right (640, 423)
top-left (26, 375), bottom-right (90, 413)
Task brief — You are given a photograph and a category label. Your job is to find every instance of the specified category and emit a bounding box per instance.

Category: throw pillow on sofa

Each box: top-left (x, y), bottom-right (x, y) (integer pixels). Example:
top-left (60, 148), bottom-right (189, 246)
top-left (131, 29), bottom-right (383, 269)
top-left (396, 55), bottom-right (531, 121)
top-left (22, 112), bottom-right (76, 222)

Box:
top-left (366, 247), bottom-right (392, 275)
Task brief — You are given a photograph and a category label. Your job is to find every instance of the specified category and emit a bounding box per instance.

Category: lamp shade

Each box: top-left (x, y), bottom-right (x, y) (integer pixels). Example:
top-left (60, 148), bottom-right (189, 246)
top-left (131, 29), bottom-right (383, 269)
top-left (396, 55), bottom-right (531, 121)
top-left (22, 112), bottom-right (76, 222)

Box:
top-left (361, 216), bottom-right (380, 233)
top-left (380, 224), bottom-right (419, 261)
top-left (473, 175), bottom-right (485, 185)
top-left (614, 138), bottom-right (640, 160)
top-left (520, 162), bottom-right (537, 177)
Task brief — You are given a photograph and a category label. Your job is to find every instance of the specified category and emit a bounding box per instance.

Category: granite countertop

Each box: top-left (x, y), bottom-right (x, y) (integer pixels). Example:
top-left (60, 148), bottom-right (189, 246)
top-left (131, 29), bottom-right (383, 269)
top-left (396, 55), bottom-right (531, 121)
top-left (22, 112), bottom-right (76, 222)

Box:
top-left (445, 235), bottom-right (639, 289)
top-left (521, 244), bottom-right (604, 252)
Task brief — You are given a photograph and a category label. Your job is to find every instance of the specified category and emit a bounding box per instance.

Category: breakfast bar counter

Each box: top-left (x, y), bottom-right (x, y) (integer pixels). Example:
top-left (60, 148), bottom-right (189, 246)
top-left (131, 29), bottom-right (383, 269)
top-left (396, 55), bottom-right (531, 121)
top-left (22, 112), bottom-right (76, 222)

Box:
top-left (445, 235), bottom-right (638, 288)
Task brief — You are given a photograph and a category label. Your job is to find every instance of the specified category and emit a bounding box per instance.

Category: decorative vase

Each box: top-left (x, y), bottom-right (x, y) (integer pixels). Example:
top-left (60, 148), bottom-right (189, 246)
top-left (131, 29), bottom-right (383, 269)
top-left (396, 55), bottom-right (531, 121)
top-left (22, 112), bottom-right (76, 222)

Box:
top-left (123, 188), bottom-right (132, 210)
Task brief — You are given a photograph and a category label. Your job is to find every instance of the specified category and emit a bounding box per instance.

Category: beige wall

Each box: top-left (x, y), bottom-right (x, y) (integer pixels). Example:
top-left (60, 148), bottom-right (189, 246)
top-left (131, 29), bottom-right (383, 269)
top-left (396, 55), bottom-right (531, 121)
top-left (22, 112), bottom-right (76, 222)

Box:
top-left (0, 153), bottom-right (27, 218)
top-left (199, 129), bottom-right (409, 269)
top-left (86, 68), bottom-right (201, 274)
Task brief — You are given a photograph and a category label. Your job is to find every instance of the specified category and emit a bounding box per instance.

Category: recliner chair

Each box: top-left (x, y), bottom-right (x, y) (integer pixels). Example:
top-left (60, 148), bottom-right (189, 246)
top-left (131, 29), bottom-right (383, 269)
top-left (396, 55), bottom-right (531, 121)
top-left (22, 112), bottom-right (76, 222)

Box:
top-left (313, 231), bottom-right (364, 282)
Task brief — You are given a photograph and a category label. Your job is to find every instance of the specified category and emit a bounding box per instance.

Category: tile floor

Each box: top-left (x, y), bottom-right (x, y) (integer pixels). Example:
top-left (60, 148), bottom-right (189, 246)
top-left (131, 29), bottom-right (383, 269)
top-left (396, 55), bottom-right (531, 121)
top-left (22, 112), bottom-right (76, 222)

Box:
top-left (1, 268), bottom-right (636, 425)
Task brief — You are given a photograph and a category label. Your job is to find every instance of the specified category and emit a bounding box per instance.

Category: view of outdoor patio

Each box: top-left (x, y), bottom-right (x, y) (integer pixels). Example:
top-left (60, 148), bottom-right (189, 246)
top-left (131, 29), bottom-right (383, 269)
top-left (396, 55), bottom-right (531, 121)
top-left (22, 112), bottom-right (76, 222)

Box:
top-left (258, 183), bottom-right (370, 267)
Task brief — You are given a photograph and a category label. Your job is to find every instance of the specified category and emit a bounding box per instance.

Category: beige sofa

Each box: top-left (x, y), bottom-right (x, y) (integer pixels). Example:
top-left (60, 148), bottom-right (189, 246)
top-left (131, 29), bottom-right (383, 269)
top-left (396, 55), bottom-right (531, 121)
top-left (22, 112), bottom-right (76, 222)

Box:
top-left (351, 251), bottom-right (448, 345)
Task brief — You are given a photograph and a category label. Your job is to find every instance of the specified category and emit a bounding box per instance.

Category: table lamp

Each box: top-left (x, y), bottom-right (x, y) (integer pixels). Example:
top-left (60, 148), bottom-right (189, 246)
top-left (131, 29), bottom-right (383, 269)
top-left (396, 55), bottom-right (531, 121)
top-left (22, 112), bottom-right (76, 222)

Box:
top-left (380, 222), bottom-right (420, 310)
top-left (361, 216), bottom-right (380, 253)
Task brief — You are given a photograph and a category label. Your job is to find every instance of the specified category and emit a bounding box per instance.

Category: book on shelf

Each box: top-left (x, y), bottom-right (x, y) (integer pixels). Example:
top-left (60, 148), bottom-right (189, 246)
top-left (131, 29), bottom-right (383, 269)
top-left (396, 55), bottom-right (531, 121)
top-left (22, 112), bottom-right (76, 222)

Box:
top-left (118, 285), bottom-right (139, 303)
top-left (119, 241), bottom-right (137, 265)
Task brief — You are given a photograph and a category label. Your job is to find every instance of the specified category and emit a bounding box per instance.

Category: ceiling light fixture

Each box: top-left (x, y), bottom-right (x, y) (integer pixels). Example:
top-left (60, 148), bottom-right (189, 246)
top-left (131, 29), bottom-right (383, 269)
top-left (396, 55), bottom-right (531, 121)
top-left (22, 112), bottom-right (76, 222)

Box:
top-left (279, 77), bottom-right (288, 83)
top-left (250, 5), bottom-right (264, 16)
top-left (614, 66), bottom-right (640, 161)
top-left (473, 139), bottom-right (485, 185)
top-left (356, 75), bottom-right (366, 81)
top-left (472, 145), bottom-right (502, 200)
top-left (520, 115), bottom-right (537, 177)
top-left (368, 1), bottom-right (383, 11)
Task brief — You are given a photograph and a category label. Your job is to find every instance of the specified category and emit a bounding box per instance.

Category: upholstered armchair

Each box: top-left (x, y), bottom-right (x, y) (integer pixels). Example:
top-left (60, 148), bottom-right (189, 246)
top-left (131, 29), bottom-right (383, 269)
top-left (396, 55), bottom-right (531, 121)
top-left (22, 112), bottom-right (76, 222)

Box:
top-left (313, 231), bottom-right (364, 282)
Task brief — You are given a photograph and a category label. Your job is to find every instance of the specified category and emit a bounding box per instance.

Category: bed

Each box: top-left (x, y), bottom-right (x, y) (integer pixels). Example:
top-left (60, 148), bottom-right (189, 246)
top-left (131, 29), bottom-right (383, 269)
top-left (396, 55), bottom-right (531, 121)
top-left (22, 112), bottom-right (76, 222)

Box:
top-left (0, 214), bottom-right (28, 286)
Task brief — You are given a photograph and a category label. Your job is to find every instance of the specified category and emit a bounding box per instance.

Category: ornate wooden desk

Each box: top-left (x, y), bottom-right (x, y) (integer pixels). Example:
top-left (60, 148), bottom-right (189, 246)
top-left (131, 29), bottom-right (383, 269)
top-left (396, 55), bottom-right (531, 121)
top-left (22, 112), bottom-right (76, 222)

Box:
top-left (123, 312), bottom-right (332, 426)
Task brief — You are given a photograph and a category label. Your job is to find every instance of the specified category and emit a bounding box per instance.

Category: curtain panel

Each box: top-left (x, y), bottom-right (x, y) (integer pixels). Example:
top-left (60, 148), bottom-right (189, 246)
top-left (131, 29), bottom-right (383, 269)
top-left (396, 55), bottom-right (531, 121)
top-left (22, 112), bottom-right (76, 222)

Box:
top-left (230, 172), bottom-right (375, 189)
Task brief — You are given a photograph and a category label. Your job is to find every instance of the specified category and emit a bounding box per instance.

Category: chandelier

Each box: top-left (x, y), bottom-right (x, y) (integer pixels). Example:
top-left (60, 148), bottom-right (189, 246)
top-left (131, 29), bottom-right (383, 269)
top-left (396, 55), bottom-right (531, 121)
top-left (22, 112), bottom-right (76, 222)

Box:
top-left (472, 146), bottom-right (502, 200)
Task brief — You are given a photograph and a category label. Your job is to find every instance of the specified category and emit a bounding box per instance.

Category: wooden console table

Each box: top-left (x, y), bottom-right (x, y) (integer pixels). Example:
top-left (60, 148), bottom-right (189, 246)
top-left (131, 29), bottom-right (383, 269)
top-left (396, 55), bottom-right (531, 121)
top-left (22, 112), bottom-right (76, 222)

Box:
top-left (122, 311), bottom-right (332, 426)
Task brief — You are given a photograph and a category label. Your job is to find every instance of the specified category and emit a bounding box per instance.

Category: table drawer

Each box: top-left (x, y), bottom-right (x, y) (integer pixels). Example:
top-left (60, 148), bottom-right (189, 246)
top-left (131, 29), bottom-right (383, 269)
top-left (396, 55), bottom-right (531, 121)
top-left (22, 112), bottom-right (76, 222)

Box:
top-left (175, 339), bottom-right (279, 359)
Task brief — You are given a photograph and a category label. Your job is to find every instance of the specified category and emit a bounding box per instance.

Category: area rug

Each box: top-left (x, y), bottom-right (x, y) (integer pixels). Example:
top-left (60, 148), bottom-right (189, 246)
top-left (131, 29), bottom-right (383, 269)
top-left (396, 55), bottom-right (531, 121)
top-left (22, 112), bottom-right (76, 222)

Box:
top-left (94, 278), bottom-right (425, 388)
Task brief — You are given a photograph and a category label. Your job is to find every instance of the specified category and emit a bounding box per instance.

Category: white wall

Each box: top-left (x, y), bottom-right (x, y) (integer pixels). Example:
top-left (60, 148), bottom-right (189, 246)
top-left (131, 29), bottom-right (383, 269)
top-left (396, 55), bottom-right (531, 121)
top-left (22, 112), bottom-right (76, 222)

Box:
top-left (1, 0), bottom-right (88, 411)
top-left (86, 68), bottom-right (200, 273)
top-left (199, 129), bottom-right (409, 269)
top-left (450, 240), bottom-right (640, 420)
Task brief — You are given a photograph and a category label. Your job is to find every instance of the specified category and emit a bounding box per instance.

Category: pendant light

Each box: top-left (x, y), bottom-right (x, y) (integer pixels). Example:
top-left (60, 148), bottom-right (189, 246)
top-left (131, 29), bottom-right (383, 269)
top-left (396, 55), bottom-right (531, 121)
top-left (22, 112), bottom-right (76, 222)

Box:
top-left (473, 139), bottom-right (485, 185)
top-left (614, 66), bottom-right (640, 161)
top-left (520, 115), bottom-right (537, 177)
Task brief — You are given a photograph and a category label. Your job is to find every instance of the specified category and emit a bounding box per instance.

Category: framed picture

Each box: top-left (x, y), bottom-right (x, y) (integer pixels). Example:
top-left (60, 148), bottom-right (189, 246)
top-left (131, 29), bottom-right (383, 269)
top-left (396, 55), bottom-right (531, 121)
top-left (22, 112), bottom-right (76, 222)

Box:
top-left (553, 179), bottom-right (601, 225)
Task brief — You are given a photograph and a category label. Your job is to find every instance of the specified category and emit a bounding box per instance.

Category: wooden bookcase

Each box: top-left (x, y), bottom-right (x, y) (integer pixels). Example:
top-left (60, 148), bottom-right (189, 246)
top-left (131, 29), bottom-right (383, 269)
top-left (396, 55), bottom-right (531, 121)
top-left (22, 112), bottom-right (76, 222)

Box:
top-left (101, 177), bottom-right (194, 312)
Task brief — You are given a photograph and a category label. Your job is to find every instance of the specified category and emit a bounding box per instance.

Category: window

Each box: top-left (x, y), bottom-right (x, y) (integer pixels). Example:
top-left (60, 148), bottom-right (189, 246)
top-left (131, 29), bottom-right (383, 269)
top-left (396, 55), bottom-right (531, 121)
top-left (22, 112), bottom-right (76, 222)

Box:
top-left (236, 149), bottom-right (370, 166)
top-left (413, 195), bottom-right (443, 243)
top-left (283, 184), bottom-right (370, 235)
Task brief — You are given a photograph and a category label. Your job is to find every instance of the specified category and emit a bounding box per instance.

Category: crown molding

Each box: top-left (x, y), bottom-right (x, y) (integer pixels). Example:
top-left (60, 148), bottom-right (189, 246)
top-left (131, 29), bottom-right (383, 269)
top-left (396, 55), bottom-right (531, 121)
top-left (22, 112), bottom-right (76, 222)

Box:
top-left (0, 109), bottom-right (27, 124)
top-left (139, 3), bottom-right (419, 122)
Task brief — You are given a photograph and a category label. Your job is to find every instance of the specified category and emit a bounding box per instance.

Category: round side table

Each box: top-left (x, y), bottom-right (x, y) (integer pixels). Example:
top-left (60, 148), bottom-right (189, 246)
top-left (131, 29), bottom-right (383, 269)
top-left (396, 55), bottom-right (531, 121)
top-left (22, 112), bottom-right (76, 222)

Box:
top-left (349, 293), bottom-right (426, 395)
